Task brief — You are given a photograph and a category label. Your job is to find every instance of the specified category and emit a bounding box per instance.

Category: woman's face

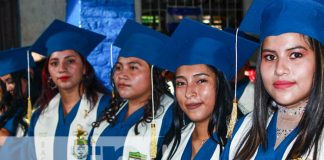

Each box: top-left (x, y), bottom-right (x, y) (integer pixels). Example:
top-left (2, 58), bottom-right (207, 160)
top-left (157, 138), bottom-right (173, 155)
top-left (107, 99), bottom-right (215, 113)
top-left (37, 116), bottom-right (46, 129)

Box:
top-left (175, 64), bottom-right (217, 123)
top-left (48, 50), bottom-right (85, 91)
top-left (0, 74), bottom-right (15, 95)
top-left (261, 33), bottom-right (315, 108)
top-left (113, 57), bottom-right (151, 101)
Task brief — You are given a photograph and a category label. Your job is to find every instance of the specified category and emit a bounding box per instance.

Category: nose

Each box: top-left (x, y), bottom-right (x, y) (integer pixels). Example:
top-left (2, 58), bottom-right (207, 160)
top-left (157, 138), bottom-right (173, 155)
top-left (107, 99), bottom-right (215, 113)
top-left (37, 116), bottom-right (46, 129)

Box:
top-left (115, 69), bottom-right (128, 80)
top-left (58, 61), bottom-right (67, 73)
top-left (275, 58), bottom-right (289, 76)
top-left (185, 83), bottom-right (196, 99)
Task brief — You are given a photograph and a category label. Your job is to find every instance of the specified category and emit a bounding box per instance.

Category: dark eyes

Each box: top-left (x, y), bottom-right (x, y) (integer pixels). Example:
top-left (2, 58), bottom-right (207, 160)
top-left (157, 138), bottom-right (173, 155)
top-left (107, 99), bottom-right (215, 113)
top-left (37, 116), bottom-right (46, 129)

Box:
top-left (130, 65), bottom-right (138, 70)
top-left (290, 52), bottom-right (303, 59)
top-left (175, 79), bottom-right (207, 87)
top-left (6, 78), bottom-right (14, 84)
top-left (49, 58), bottom-right (76, 67)
top-left (175, 81), bottom-right (185, 87)
top-left (263, 52), bottom-right (303, 61)
top-left (264, 54), bottom-right (277, 61)
top-left (67, 59), bottom-right (75, 64)
top-left (49, 61), bottom-right (58, 67)
top-left (197, 79), bottom-right (208, 84)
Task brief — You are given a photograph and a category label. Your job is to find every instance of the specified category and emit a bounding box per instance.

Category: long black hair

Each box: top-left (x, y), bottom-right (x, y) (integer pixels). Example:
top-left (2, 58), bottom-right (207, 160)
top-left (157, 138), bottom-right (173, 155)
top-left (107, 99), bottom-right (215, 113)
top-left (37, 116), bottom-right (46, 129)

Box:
top-left (93, 63), bottom-right (172, 135)
top-left (0, 79), bottom-right (11, 113)
top-left (162, 65), bottom-right (233, 160)
top-left (235, 36), bottom-right (324, 159)
top-left (0, 70), bottom-right (31, 135)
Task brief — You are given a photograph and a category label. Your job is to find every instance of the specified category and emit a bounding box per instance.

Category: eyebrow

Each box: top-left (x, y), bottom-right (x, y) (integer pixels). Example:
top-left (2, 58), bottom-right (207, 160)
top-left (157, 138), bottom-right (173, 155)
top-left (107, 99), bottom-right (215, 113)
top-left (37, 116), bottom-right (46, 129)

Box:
top-left (262, 45), bottom-right (308, 53)
top-left (128, 61), bottom-right (140, 65)
top-left (175, 73), bottom-right (210, 79)
top-left (49, 55), bottom-right (77, 61)
top-left (286, 45), bottom-right (308, 51)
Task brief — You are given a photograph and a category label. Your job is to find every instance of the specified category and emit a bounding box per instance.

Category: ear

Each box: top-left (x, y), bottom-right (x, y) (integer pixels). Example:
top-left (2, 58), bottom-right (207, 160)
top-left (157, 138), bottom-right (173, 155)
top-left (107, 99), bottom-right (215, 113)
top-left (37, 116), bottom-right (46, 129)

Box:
top-left (82, 66), bottom-right (86, 75)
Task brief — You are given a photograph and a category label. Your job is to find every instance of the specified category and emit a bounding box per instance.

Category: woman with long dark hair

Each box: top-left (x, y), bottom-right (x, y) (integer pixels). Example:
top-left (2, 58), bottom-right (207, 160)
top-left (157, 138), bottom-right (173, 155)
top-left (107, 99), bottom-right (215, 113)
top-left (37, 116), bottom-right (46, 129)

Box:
top-left (159, 18), bottom-right (258, 160)
top-left (0, 47), bottom-right (37, 137)
top-left (27, 19), bottom-right (110, 160)
top-left (222, 0), bottom-right (324, 159)
top-left (89, 20), bottom-right (174, 160)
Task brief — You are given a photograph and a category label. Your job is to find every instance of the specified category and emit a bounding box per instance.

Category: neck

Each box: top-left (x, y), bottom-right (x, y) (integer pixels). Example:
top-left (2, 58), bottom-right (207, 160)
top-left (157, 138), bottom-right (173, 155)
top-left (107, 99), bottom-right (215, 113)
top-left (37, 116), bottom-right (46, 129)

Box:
top-left (59, 87), bottom-right (83, 116)
top-left (192, 120), bottom-right (210, 141)
top-left (126, 94), bottom-right (150, 119)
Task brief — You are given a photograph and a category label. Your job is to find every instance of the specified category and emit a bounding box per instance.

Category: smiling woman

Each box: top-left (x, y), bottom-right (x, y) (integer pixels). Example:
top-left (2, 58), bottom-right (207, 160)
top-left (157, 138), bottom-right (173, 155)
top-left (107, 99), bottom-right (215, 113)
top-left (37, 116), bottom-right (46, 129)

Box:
top-left (158, 18), bottom-right (258, 160)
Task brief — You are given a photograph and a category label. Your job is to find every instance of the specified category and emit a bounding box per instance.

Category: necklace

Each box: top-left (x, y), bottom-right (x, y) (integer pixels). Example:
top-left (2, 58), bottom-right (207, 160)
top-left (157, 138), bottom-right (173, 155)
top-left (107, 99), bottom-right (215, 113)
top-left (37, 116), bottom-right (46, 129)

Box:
top-left (200, 138), bottom-right (208, 145)
top-left (277, 104), bottom-right (306, 116)
top-left (276, 128), bottom-right (294, 138)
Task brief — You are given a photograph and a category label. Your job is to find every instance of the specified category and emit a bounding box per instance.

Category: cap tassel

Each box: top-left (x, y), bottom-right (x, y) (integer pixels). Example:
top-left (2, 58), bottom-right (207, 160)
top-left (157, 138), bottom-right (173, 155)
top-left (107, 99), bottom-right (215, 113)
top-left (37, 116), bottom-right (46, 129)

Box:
top-left (150, 65), bottom-right (157, 159)
top-left (150, 123), bottom-right (157, 158)
top-left (226, 28), bottom-right (240, 138)
top-left (226, 98), bottom-right (238, 138)
top-left (26, 50), bottom-right (32, 124)
top-left (27, 97), bottom-right (32, 123)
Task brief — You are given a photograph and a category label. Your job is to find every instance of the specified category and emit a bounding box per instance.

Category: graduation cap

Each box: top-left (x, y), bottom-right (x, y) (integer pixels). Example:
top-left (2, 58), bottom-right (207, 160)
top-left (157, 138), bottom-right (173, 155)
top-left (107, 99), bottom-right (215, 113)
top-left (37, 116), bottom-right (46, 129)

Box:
top-left (156, 18), bottom-right (259, 80)
top-left (113, 19), bottom-right (169, 65)
top-left (0, 46), bottom-right (35, 122)
top-left (240, 0), bottom-right (324, 45)
top-left (0, 47), bottom-right (35, 76)
top-left (30, 19), bottom-right (106, 57)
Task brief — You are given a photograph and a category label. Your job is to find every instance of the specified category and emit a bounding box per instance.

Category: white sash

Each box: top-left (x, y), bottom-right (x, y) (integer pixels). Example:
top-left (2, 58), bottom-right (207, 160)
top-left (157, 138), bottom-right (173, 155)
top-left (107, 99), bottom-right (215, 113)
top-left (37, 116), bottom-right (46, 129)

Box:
top-left (34, 93), bottom-right (103, 160)
top-left (91, 94), bottom-right (174, 160)
top-left (227, 113), bottom-right (273, 159)
top-left (161, 123), bottom-right (195, 160)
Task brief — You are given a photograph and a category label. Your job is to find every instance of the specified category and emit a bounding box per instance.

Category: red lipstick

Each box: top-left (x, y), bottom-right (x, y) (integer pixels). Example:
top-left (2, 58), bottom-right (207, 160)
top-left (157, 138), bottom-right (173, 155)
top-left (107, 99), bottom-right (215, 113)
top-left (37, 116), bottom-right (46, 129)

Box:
top-left (273, 80), bottom-right (296, 89)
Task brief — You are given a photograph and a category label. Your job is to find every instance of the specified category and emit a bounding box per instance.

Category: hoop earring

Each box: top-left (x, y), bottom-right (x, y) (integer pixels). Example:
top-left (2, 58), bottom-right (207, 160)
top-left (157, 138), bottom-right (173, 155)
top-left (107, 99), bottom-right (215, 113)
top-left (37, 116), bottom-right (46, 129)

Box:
top-left (48, 77), bottom-right (57, 90)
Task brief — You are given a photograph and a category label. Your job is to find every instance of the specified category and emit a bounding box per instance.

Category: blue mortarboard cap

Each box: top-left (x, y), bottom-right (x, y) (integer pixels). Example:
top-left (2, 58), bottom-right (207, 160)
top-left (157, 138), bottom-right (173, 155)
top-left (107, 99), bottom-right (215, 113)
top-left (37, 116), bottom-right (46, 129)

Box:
top-left (0, 47), bottom-right (35, 76)
top-left (240, 0), bottom-right (324, 45)
top-left (113, 19), bottom-right (169, 65)
top-left (30, 19), bottom-right (106, 57)
top-left (157, 18), bottom-right (259, 80)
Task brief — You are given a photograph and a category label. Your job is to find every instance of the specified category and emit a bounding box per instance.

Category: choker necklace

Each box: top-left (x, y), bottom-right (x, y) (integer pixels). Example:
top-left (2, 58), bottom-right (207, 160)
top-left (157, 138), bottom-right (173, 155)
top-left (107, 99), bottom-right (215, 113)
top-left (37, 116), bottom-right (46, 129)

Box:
top-left (277, 104), bottom-right (306, 116)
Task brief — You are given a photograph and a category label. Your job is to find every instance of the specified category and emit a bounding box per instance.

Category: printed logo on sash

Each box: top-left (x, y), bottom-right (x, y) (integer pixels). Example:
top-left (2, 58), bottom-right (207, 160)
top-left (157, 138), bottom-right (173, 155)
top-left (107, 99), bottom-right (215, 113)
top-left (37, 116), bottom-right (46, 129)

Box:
top-left (128, 152), bottom-right (147, 160)
top-left (73, 124), bottom-right (88, 159)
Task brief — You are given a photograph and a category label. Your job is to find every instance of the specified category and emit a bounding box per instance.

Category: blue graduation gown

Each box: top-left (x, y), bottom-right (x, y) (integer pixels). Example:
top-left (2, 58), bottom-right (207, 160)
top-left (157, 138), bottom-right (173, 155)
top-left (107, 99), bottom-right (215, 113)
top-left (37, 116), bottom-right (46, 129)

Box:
top-left (181, 132), bottom-right (220, 160)
top-left (88, 100), bottom-right (174, 160)
top-left (221, 112), bottom-right (299, 160)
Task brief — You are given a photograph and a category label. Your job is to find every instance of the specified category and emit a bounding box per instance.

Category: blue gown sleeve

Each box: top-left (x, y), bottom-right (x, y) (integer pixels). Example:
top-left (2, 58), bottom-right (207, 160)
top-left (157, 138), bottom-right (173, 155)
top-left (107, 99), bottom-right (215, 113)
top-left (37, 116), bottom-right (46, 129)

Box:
top-left (157, 102), bottom-right (174, 151)
top-left (96, 94), bottom-right (111, 117)
top-left (2, 115), bottom-right (17, 135)
top-left (27, 108), bottom-right (42, 136)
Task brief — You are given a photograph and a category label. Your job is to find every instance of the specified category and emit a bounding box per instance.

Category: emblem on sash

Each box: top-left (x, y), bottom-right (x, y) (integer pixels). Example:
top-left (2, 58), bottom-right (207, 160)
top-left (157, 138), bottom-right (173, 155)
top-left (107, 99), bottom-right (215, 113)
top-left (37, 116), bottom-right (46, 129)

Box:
top-left (128, 152), bottom-right (147, 160)
top-left (73, 124), bottom-right (88, 159)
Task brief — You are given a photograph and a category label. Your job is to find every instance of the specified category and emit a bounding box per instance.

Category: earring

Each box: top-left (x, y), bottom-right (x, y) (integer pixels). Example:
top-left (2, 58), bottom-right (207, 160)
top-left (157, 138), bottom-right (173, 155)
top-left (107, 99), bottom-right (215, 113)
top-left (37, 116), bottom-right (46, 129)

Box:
top-left (182, 112), bottom-right (186, 126)
top-left (48, 77), bottom-right (57, 90)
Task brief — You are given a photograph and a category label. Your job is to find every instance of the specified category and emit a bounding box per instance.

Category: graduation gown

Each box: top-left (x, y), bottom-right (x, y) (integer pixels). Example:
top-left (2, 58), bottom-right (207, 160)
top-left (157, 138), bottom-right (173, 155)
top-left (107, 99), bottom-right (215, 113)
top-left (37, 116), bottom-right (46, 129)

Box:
top-left (89, 94), bottom-right (174, 160)
top-left (28, 92), bottom-right (110, 160)
top-left (161, 123), bottom-right (221, 160)
top-left (222, 112), bottom-right (324, 160)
